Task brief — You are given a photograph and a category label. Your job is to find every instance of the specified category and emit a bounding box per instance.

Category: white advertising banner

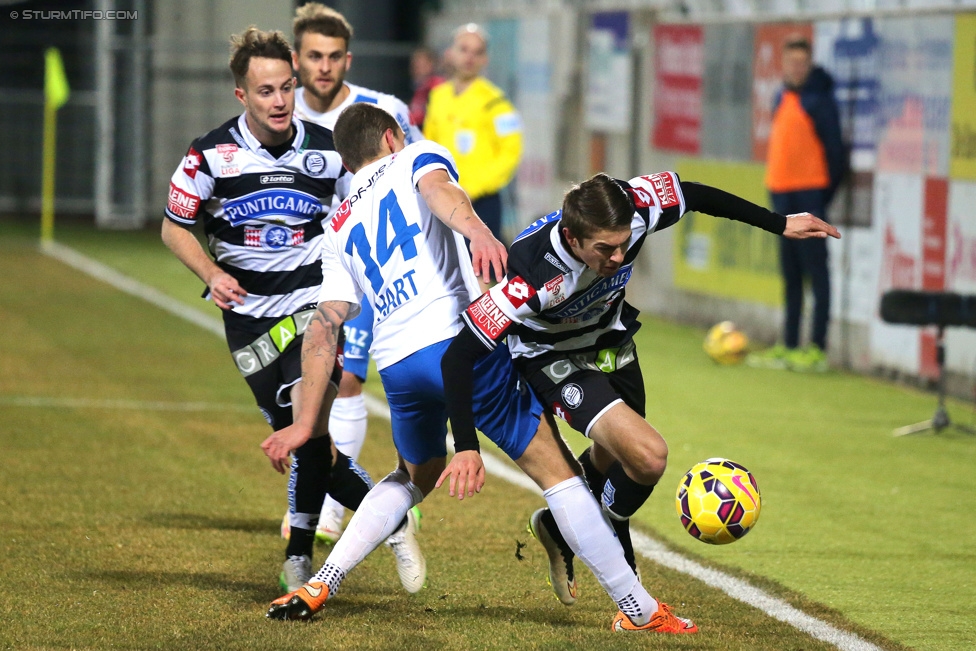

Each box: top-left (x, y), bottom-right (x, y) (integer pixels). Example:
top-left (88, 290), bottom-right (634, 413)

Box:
top-left (945, 180), bottom-right (976, 374)
top-left (585, 12), bottom-right (632, 133)
top-left (869, 172), bottom-right (923, 373)
top-left (516, 17), bottom-right (556, 223)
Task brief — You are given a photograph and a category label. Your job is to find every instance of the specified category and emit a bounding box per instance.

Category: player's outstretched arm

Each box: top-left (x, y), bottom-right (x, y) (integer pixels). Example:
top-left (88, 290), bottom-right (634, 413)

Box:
top-left (260, 300), bottom-right (351, 473)
top-left (437, 326), bottom-right (497, 500)
top-left (782, 212), bottom-right (841, 240)
top-left (161, 219), bottom-right (246, 309)
top-left (417, 169), bottom-right (507, 282)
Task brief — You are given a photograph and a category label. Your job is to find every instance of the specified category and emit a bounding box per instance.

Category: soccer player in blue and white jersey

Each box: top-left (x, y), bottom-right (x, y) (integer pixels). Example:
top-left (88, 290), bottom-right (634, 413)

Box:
top-left (161, 27), bottom-right (422, 596)
top-left (284, 2), bottom-right (425, 544)
top-left (262, 104), bottom-right (698, 634)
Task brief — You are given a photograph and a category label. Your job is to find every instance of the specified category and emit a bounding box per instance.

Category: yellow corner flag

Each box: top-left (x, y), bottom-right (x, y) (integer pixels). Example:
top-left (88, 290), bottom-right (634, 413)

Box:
top-left (45, 47), bottom-right (70, 109)
top-left (41, 47), bottom-right (70, 245)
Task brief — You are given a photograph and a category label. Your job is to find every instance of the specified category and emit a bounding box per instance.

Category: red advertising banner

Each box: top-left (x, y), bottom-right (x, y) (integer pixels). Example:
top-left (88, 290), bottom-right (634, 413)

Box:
top-left (920, 177), bottom-right (948, 378)
top-left (752, 23), bottom-right (813, 161)
top-left (652, 24), bottom-right (703, 154)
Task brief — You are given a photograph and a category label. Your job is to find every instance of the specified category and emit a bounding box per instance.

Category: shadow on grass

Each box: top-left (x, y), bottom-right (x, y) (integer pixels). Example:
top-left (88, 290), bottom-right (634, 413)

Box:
top-left (142, 512), bottom-right (279, 535)
top-left (78, 569), bottom-right (272, 604)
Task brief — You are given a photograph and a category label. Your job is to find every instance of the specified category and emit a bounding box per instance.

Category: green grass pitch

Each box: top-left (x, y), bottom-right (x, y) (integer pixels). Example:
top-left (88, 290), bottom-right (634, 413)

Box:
top-left (1, 218), bottom-right (973, 650)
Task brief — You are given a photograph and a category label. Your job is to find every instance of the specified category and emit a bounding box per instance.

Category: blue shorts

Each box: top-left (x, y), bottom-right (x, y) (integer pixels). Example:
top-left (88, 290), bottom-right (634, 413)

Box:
top-left (379, 338), bottom-right (543, 465)
top-left (342, 298), bottom-right (373, 382)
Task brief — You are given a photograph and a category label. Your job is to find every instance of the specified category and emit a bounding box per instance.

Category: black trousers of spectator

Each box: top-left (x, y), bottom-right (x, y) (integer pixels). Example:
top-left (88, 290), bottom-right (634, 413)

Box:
top-left (472, 192), bottom-right (504, 245)
top-left (771, 189), bottom-right (831, 351)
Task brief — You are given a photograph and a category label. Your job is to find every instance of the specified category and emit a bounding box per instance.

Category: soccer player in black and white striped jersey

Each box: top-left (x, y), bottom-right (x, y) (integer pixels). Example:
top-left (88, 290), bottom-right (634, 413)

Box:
top-left (440, 172), bottom-right (839, 630)
top-left (161, 27), bottom-right (424, 595)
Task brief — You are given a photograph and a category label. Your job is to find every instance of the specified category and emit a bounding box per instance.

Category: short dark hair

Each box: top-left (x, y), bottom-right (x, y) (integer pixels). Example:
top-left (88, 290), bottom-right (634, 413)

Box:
top-left (561, 173), bottom-right (634, 241)
top-left (784, 36), bottom-right (812, 55)
top-left (293, 2), bottom-right (353, 52)
top-left (333, 103), bottom-right (402, 172)
top-left (229, 27), bottom-right (293, 89)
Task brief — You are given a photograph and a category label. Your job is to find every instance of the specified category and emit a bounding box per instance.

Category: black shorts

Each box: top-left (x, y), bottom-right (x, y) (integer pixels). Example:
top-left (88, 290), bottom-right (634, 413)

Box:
top-left (525, 355), bottom-right (645, 437)
top-left (224, 310), bottom-right (343, 431)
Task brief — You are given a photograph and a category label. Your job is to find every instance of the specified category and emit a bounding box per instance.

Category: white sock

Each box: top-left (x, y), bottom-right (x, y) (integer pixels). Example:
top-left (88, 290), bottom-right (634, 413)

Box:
top-left (316, 468), bottom-right (422, 578)
top-left (544, 476), bottom-right (657, 625)
top-left (321, 394), bottom-right (369, 523)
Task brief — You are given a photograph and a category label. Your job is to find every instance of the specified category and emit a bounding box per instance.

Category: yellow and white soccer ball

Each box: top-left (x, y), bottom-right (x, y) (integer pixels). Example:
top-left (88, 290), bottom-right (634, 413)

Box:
top-left (703, 321), bottom-right (749, 365)
top-left (675, 458), bottom-right (761, 545)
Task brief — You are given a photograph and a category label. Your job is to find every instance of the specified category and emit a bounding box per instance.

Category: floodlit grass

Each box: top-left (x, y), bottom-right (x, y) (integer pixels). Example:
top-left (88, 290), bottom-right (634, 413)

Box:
top-left (3, 218), bottom-right (971, 649)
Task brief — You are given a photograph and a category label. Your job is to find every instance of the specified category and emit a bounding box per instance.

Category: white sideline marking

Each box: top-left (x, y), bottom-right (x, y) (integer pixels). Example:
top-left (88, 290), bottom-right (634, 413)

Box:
top-left (40, 240), bottom-right (226, 339)
top-left (0, 396), bottom-right (253, 413)
top-left (44, 242), bottom-right (883, 651)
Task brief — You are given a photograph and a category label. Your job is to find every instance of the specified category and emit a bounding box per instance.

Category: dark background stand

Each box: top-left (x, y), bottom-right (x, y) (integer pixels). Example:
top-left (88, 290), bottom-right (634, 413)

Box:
top-left (880, 290), bottom-right (976, 437)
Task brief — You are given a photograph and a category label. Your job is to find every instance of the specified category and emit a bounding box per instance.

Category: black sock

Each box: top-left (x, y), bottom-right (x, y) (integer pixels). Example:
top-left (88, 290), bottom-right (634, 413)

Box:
top-left (326, 450), bottom-right (373, 511)
top-left (581, 449), bottom-right (637, 572)
top-left (286, 436), bottom-right (332, 558)
top-left (285, 526), bottom-right (316, 559)
top-left (577, 447), bottom-right (606, 499)
top-left (602, 461), bottom-right (655, 519)
top-left (609, 517), bottom-right (637, 573)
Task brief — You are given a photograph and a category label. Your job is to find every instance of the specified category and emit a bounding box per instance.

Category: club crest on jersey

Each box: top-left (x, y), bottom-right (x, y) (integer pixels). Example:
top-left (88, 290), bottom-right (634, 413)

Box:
top-left (303, 151), bottom-right (326, 176)
top-left (545, 275), bottom-right (567, 306)
top-left (245, 224), bottom-right (304, 250)
top-left (641, 172), bottom-right (679, 208)
top-left (501, 276), bottom-right (536, 308)
top-left (561, 383), bottom-right (584, 409)
top-left (182, 147), bottom-right (202, 179)
top-left (467, 293), bottom-right (511, 339)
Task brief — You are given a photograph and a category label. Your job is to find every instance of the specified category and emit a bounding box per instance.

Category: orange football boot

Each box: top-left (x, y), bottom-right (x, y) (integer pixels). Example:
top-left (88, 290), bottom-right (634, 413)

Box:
top-left (611, 602), bottom-right (698, 634)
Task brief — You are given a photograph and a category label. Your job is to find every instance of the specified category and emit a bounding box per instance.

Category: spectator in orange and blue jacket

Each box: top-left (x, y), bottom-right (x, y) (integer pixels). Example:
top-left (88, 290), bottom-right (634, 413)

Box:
top-left (752, 36), bottom-right (845, 373)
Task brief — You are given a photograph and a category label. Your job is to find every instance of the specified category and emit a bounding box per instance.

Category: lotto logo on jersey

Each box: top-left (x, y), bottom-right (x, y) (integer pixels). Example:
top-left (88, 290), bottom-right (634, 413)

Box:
top-left (331, 199), bottom-right (352, 232)
top-left (467, 293), bottom-right (511, 340)
top-left (182, 147), bottom-right (202, 179)
top-left (501, 276), bottom-right (536, 308)
top-left (628, 187), bottom-right (653, 209)
top-left (641, 172), bottom-right (679, 209)
top-left (167, 182), bottom-right (200, 219)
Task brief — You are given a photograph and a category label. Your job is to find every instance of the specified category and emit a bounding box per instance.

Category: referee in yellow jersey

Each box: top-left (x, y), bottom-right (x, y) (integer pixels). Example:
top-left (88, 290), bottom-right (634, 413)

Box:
top-left (424, 24), bottom-right (522, 252)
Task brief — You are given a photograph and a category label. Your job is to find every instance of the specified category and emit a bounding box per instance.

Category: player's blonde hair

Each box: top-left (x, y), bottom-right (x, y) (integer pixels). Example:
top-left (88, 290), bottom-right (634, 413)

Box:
top-left (293, 2), bottom-right (353, 52)
top-left (228, 26), bottom-right (292, 89)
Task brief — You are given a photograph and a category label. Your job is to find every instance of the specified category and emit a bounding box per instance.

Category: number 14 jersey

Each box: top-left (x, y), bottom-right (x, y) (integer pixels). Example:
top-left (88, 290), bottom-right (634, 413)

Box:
top-left (320, 141), bottom-right (480, 370)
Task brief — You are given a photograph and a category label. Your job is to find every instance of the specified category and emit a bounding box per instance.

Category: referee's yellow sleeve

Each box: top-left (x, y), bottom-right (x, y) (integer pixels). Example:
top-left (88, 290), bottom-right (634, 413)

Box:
top-left (480, 97), bottom-right (522, 197)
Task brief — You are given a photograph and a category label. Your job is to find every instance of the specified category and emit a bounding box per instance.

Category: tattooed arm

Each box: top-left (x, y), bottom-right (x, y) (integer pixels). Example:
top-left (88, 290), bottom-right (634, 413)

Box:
top-left (260, 300), bottom-right (351, 473)
top-left (416, 168), bottom-right (507, 282)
